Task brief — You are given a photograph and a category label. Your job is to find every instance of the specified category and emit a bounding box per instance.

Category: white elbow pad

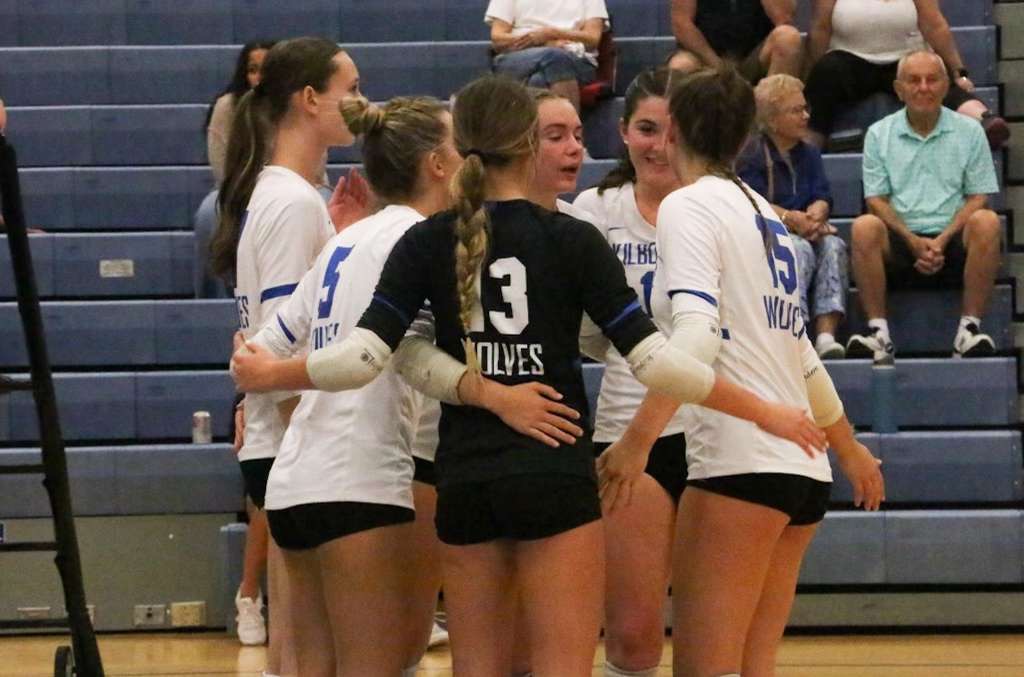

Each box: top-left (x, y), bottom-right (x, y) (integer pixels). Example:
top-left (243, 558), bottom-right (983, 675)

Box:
top-left (670, 311), bottom-right (722, 365)
top-left (306, 327), bottom-right (392, 392)
top-left (627, 333), bottom-right (716, 404)
top-left (804, 361), bottom-right (844, 428)
top-left (393, 335), bottom-right (467, 405)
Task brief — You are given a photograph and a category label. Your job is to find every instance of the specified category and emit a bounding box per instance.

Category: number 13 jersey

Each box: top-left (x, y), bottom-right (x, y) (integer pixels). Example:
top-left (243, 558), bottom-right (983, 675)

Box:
top-left (359, 199), bottom-right (657, 488)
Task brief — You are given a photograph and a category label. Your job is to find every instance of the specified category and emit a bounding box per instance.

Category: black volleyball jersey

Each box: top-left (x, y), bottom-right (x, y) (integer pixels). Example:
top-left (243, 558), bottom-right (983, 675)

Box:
top-left (358, 199), bottom-right (657, 487)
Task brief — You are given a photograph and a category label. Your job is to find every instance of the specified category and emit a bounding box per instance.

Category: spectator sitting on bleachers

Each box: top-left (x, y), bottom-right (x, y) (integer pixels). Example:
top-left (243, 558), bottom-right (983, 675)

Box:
top-left (668, 0), bottom-right (802, 81)
top-left (846, 51), bottom-right (1001, 364)
top-left (805, 0), bottom-right (1009, 150)
top-left (206, 40), bottom-right (275, 185)
top-left (486, 0), bottom-right (608, 111)
top-left (738, 74), bottom-right (848, 359)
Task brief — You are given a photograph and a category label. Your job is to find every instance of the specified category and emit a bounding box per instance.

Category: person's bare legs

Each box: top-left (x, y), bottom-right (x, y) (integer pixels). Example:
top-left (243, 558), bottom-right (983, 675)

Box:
top-left (603, 474), bottom-right (675, 672)
top-left (814, 311), bottom-right (842, 338)
top-left (405, 481), bottom-right (444, 667)
top-left (961, 208), bottom-right (1001, 318)
top-left (550, 79), bottom-right (582, 113)
top-left (265, 539), bottom-right (295, 676)
top-left (518, 520), bottom-right (605, 677)
top-left (741, 524), bottom-right (818, 677)
top-left (240, 499), bottom-right (268, 599)
top-left (759, 25), bottom-right (803, 77)
top-left (280, 548), bottom-right (334, 677)
top-left (317, 521), bottom-right (420, 676)
top-left (443, 541), bottom-right (518, 676)
top-left (850, 214), bottom-right (892, 320)
top-left (671, 488), bottom-right (790, 677)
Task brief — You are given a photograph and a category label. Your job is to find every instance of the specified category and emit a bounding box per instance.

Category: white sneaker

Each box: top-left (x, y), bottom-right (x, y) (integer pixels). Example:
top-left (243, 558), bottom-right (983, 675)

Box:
top-left (846, 328), bottom-right (895, 365)
top-left (235, 588), bottom-right (267, 646)
top-left (815, 336), bottom-right (846, 359)
top-left (427, 619), bottom-right (449, 648)
top-left (953, 322), bottom-right (995, 358)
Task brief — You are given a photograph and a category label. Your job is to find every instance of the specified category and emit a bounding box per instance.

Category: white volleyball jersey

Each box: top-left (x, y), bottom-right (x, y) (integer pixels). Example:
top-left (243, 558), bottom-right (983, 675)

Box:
top-left (651, 176), bottom-right (831, 483)
top-left (234, 165), bottom-right (334, 462)
top-left (259, 205), bottom-right (428, 510)
top-left (573, 184), bottom-right (687, 442)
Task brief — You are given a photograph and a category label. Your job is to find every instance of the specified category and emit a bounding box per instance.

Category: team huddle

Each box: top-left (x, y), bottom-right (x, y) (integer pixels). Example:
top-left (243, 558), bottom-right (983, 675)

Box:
top-left (217, 36), bottom-right (884, 677)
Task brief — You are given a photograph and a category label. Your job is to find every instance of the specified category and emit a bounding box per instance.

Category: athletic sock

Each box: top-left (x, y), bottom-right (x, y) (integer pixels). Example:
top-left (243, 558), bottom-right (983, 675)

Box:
top-left (815, 331), bottom-right (836, 348)
top-left (604, 662), bottom-right (658, 677)
top-left (867, 318), bottom-right (890, 341)
top-left (959, 315), bottom-right (981, 331)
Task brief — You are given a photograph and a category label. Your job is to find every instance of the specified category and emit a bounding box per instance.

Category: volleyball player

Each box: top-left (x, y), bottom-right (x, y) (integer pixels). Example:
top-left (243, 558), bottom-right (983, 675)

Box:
top-left (232, 75), bottom-right (825, 676)
top-left (572, 67), bottom-right (686, 677)
top-left (597, 66), bottom-right (885, 677)
top-left (208, 37), bottom-right (364, 677)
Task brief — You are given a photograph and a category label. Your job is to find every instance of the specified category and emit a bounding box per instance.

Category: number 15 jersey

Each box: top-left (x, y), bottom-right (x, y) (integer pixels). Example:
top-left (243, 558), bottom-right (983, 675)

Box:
top-left (358, 199), bottom-right (657, 488)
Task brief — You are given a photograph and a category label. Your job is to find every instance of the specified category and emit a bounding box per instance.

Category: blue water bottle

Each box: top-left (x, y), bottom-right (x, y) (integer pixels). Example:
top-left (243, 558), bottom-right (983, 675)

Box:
top-left (871, 364), bottom-right (897, 433)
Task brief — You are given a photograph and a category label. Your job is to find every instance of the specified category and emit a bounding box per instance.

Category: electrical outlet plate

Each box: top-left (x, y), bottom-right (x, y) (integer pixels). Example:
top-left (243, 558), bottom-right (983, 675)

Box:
top-left (17, 606), bottom-right (51, 619)
top-left (170, 601), bottom-right (207, 627)
top-left (133, 604), bottom-right (166, 628)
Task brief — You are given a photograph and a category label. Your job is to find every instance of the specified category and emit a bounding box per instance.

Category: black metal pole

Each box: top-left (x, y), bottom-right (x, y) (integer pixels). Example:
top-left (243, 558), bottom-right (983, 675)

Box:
top-left (0, 135), bottom-right (104, 676)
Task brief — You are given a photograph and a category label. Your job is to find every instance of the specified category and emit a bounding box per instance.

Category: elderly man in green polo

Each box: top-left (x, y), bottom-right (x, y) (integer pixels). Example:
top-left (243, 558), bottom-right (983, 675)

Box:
top-left (845, 50), bottom-right (1001, 364)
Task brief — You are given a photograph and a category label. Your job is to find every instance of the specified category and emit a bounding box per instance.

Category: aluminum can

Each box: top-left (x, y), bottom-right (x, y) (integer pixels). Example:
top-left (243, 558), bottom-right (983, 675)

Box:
top-left (192, 411), bottom-right (212, 444)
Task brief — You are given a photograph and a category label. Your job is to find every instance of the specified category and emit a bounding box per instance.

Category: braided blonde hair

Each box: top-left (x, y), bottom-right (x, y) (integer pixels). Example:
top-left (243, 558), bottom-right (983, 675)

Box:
top-left (449, 76), bottom-right (538, 337)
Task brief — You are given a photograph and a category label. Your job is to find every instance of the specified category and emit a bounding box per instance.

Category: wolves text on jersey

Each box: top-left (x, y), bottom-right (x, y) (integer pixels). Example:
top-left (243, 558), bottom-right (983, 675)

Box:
top-left (474, 340), bottom-right (545, 377)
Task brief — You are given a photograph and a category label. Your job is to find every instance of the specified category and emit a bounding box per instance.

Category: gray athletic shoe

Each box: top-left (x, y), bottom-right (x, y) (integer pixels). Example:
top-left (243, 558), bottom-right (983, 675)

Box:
top-left (846, 328), bottom-right (895, 365)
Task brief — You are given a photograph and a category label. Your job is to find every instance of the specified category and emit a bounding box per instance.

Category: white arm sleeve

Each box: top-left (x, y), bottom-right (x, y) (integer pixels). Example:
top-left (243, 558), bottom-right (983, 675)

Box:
top-left (306, 327), bottom-right (392, 392)
top-left (626, 332), bottom-right (716, 404)
top-left (800, 335), bottom-right (844, 427)
top-left (579, 312), bottom-right (611, 362)
top-left (393, 336), bottom-right (467, 405)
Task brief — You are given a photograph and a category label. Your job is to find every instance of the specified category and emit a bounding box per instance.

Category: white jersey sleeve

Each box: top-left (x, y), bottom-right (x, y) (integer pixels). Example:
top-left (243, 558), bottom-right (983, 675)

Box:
top-left (254, 263), bottom-right (320, 358)
top-left (655, 193), bottom-right (722, 323)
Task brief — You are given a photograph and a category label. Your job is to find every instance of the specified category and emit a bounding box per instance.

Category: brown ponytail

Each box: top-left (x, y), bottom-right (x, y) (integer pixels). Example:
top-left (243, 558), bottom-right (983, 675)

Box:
top-left (208, 37), bottom-right (344, 281)
top-left (449, 76), bottom-right (537, 335)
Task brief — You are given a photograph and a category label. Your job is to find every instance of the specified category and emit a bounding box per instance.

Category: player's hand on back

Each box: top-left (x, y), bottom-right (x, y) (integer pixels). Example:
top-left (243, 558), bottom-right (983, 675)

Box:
top-left (475, 379), bottom-right (583, 448)
top-left (231, 341), bottom-right (278, 393)
top-left (328, 169), bottom-right (375, 233)
top-left (755, 402), bottom-right (827, 458)
top-left (596, 437), bottom-right (651, 514)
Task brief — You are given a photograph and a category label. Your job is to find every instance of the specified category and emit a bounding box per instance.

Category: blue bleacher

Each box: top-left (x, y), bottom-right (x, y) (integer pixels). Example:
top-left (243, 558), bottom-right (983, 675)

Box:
top-left (16, 0), bottom-right (127, 47)
top-left (233, 0), bottom-right (340, 43)
top-left (0, 371), bottom-right (234, 442)
top-left (124, 0), bottom-right (234, 46)
top-left (0, 444), bottom-right (242, 518)
top-left (800, 512), bottom-right (887, 584)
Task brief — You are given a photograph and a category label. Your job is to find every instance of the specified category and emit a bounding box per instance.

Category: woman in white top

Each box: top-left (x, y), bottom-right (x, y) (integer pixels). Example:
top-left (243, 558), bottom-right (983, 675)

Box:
top-left (207, 37), bottom-right (363, 677)
top-left (571, 67), bottom-right (687, 677)
top-left (598, 66), bottom-right (884, 676)
top-left (804, 0), bottom-right (1007, 148)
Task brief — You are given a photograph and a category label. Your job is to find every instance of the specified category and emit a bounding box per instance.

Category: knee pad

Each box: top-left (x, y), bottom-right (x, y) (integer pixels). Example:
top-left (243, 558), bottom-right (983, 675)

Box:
top-left (603, 662), bottom-right (658, 677)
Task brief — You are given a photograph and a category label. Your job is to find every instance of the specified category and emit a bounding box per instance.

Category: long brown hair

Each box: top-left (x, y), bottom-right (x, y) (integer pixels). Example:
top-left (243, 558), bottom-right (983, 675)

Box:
top-left (449, 76), bottom-right (537, 334)
top-left (340, 96), bottom-right (448, 205)
top-left (209, 37), bottom-right (343, 281)
top-left (668, 65), bottom-right (770, 251)
top-left (598, 67), bottom-right (674, 193)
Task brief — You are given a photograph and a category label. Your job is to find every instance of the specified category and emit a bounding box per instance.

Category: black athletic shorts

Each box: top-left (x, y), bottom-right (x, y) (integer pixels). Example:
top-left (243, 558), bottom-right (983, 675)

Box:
top-left (885, 232), bottom-right (967, 290)
top-left (413, 456), bottom-right (436, 486)
top-left (593, 433), bottom-right (687, 504)
top-left (688, 473), bottom-right (831, 526)
top-left (435, 473), bottom-right (602, 545)
top-left (267, 501), bottom-right (415, 551)
top-left (239, 458), bottom-right (275, 510)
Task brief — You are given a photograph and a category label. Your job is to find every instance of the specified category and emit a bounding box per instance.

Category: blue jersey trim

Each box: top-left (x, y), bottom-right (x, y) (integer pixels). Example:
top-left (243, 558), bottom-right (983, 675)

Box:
top-left (260, 283), bottom-right (298, 303)
top-left (372, 293), bottom-right (412, 326)
top-left (277, 315), bottom-right (297, 344)
top-left (668, 289), bottom-right (718, 307)
top-left (604, 300), bottom-right (642, 331)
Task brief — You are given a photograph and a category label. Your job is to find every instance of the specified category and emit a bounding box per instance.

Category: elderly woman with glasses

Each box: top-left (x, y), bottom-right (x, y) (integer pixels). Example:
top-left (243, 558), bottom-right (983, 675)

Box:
top-left (737, 74), bottom-right (849, 359)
